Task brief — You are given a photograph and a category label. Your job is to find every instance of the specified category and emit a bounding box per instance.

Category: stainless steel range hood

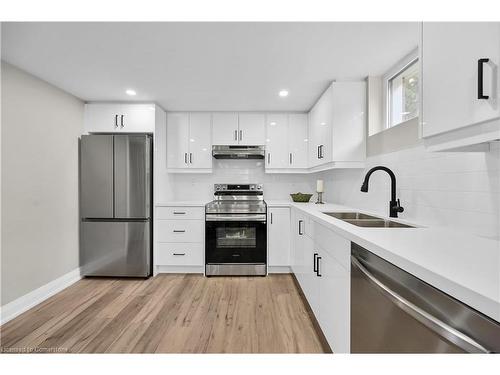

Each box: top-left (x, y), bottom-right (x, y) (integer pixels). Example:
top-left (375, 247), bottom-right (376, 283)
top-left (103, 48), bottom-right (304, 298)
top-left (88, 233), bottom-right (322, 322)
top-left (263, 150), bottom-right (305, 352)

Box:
top-left (212, 145), bottom-right (265, 159)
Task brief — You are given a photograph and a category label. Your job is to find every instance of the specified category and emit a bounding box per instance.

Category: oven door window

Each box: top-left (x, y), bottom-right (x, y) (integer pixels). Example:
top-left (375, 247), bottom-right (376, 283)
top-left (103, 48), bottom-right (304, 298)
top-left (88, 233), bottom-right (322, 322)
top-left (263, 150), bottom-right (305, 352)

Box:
top-left (216, 227), bottom-right (256, 248)
top-left (206, 220), bottom-right (267, 264)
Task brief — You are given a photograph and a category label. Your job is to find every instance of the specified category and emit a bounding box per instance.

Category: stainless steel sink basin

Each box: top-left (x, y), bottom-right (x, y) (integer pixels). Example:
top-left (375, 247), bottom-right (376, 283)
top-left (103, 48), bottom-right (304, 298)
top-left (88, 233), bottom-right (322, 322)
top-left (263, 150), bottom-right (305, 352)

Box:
top-left (324, 212), bottom-right (380, 220)
top-left (322, 212), bottom-right (416, 228)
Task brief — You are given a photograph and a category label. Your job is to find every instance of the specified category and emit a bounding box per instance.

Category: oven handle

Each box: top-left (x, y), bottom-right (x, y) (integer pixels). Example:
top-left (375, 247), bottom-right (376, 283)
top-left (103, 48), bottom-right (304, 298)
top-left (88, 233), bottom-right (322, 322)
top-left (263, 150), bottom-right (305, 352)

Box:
top-left (351, 256), bottom-right (489, 353)
top-left (206, 214), bottom-right (267, 222)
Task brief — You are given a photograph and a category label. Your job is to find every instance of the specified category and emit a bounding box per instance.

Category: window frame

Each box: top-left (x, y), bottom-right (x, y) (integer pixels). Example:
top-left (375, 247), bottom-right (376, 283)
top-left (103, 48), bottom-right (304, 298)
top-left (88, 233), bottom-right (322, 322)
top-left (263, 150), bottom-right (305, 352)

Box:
top-left (383, 48), bottom-right (419, 129)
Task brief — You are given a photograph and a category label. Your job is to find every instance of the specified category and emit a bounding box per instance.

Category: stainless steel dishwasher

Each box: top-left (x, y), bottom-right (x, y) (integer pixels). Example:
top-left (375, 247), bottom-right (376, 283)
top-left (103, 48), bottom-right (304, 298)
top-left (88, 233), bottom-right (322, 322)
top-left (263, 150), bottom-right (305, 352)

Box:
top-left (351, 243), bottom-right (500, 353)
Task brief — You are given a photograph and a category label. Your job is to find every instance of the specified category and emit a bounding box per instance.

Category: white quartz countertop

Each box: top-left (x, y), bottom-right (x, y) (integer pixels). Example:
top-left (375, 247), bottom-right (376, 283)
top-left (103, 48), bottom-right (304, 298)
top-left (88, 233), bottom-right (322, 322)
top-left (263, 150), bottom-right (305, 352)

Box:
top-left (267, 200), bottom-right (500, 323)
top-left (157, 199), bottom-right (500, 322)
top-left (156, 201), bottom-right (208, 207)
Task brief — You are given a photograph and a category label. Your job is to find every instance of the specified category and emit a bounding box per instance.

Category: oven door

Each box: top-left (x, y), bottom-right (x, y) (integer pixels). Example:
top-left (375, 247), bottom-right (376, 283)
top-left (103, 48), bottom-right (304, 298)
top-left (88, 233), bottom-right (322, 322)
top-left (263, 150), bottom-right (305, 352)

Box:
top-left (205, 216), bottom-right (267, 267)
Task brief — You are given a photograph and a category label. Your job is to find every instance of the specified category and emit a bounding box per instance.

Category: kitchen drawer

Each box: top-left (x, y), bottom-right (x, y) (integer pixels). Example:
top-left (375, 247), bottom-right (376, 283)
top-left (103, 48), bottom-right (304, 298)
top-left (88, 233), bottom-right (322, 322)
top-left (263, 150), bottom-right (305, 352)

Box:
top-left (157, 220), bottom-right (204, 242)
top-left (314, 223), bottom-right (350, 270)
top-left (156, 206), bottom-right (204, 220)
top-left (156, 242), bottom-right (203, 266)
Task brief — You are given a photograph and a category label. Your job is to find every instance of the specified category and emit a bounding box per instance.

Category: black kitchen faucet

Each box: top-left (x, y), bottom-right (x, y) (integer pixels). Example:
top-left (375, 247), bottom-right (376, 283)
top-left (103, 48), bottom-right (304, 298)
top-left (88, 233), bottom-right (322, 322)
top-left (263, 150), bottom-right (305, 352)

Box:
top-left (360, 166), bottom-right (404, 218)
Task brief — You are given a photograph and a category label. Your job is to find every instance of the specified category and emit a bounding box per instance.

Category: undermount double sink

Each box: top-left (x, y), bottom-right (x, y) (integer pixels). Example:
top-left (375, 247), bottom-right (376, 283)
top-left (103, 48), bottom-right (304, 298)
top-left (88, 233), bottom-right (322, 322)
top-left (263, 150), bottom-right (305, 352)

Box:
top-left (322, 212), bottom-right (416, 228)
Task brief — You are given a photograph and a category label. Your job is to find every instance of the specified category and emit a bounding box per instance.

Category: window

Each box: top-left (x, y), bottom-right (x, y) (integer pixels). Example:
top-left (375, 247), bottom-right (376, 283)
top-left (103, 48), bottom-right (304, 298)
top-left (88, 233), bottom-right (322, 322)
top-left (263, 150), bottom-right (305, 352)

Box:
top-left (387, 58), bottom-right (419, 127)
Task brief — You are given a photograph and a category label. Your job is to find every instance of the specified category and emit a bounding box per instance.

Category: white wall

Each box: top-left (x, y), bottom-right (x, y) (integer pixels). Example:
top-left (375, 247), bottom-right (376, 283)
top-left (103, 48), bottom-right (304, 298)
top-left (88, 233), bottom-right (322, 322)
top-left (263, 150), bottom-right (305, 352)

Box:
top-left (1, 62), bottom-right (83, 305)
top-left (317, 143), bottom-right (500, 240)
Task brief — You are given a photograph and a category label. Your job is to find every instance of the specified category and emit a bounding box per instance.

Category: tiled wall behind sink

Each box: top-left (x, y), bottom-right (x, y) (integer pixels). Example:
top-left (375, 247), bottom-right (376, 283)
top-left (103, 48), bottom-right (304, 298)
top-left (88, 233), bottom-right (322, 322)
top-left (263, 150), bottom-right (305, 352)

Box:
top-left (318, 143), bottom-right (500, 240)
top-left (168, 159), bottom-right (317, 202)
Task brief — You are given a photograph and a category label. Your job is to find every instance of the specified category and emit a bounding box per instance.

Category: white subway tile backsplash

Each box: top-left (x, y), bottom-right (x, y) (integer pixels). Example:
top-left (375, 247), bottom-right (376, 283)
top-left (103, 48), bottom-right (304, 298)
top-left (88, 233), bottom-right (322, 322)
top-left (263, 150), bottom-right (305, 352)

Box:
top-left (320, 145), bottom-right (500, 240)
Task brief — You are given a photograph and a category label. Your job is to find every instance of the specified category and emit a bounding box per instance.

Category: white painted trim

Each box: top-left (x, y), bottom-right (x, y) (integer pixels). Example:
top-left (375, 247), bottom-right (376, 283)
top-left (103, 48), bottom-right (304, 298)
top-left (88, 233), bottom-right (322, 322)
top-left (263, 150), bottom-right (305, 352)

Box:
top-left (0, 267), bottom-right (82, 325)
top-left (267, 266), bottom-right (292, 274)
top-left (156, 265), bottom-right (204, 274)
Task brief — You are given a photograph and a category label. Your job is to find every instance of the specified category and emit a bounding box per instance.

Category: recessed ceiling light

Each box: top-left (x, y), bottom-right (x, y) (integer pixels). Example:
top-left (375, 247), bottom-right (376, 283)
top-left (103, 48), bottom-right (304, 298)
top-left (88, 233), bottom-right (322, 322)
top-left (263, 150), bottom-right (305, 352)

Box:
top-left (278, 90), bottom-right (289, 97)
top-left (270, 122), bottom-right (277, 126)
top-left (126, 89), bottom-right (137, 96)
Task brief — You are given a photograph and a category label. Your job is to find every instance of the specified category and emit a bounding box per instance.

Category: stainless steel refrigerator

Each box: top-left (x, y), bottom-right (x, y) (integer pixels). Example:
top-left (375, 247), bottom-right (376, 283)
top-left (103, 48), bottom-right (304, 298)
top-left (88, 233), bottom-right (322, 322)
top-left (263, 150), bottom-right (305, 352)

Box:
top-left (80, 134), bottom-right (152, 277)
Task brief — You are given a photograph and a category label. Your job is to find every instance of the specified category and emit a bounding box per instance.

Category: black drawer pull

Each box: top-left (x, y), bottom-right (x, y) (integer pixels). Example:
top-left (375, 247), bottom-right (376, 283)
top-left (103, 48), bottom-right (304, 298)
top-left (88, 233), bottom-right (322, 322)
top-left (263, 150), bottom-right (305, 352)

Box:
top-left (173, 253), bottom-right (186, 256)
top-left (478, 58), bottom-right (490, 99)
top-left (173, 211), bottom-right (186, 215)
top-left (173, 230), bottom-right (186, 233)
top-left (316, 256), bottom-right (322, 277)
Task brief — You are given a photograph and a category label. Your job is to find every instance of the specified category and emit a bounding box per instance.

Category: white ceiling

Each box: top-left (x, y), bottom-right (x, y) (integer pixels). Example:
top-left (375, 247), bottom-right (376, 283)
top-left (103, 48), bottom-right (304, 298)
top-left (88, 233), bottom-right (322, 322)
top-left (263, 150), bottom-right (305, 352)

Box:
top-left (1, 22), bottom-right (419, 111)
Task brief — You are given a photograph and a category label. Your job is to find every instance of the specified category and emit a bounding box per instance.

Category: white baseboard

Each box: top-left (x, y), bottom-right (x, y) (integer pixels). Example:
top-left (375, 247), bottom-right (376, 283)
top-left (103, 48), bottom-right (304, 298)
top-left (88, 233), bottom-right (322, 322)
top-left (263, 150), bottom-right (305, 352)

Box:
top-left (155, 265), bottom-right (204, 274)
top-left (0, 267), bottom-right (82, 325)
top-left (267, 266), bottom-right (292, 274)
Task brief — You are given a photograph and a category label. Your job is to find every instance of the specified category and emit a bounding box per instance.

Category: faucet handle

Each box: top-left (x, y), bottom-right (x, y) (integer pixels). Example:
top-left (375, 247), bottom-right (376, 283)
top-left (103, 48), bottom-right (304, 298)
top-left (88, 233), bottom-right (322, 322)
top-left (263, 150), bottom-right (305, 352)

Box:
top-left (396, 199), bottom-right (404, 213)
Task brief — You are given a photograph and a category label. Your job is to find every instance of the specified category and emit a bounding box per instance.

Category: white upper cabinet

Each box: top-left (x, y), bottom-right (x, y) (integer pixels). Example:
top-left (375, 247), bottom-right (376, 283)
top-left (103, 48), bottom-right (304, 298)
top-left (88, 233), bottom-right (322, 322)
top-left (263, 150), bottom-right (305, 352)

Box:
top-left (331, 82), bottom-right (366, 161)
top-left (166, 113), bottom-right (190, 169)
top-left (238, 113), bottom-right (266, 145)
top-left (166, 112), bottom-right (212, 172)
top-left (265, 114), bottom-right (289, 168)
top-left (288, 114), bottom-right (309, 169)
top-left (422, 22), bottom-right (500, 149)
top-left (188, 113), bottom-right (212, 169)
top-left (265, 113), bottom-right (309, 171)
top-left (308, 82), bottom-right (366, 170)
top-left (212, 112), bottom-right (239, 145)
top-left (84, 103), bottom-right (156, 133)
top-left (212, 112), bottom-right (266, 145)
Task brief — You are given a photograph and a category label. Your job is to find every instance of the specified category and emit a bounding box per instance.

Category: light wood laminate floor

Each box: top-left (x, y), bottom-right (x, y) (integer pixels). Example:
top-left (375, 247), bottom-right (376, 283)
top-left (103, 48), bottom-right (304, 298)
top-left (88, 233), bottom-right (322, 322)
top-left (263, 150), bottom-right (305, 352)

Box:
top-left (0, 274), bottom-right (328, 353)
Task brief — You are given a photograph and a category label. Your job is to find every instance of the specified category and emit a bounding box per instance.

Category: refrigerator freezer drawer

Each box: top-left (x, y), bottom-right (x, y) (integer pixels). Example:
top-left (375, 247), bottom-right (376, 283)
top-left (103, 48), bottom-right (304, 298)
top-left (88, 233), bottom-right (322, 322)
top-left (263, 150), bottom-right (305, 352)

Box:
top-left (81, 220), bottom-right (151, 277)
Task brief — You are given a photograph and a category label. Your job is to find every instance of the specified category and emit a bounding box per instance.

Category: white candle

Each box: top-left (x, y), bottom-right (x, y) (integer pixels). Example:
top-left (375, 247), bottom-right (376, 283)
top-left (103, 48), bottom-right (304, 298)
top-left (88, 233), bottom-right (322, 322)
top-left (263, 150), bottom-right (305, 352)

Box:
top-left (316, 179), bottom-right (324, 193)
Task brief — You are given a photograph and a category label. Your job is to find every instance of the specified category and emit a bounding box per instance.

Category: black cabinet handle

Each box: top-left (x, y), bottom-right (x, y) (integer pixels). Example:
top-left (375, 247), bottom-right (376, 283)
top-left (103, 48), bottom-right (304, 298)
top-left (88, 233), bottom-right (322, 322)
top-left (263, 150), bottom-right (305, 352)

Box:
top-left (313, 253), bottom-right (318, 272)
top-left (189, 153), bottom-right (193, 164)
top-left (173, 211), bottom-right (186, 215)
top-left (267, 153), bottom-right (271, 164)
top-left (298, 220), bottom-right (304, 235)
top-left (184, 153), bottom-right (188, 164)
top-left (478, 58), bottom-right (490, 99)
top-left (120, 114), bottom-right (124, 128)
top-left (316, 256), bottom-right (322, 277)
top-left (173, 253), bottom-right (186, 256)
top-left (173, 230), bottom-right (186, 233)
top-left (317, 145), bottom-right (320, 159)
top-left (270, 212), bottom-right (273, 224)
top-left (114, 114), bottom-right (118, 128)
top-left (289, 153), bottom-right (292, 165)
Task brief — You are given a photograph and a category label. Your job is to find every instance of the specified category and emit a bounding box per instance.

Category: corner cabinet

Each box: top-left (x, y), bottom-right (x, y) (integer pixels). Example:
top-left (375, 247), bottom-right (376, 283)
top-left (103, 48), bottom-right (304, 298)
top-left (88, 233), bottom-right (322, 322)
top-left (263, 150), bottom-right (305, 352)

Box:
top-left (422, 22), bottom-right (500, 151)
top-left (84, 103), bottom-right (157, 133)
top-left (166, 112), bottom-right (212, 173)
top-left (265, 113), bottom-right (309, 172)
top-left (308, 82), bottom-right (366, 171)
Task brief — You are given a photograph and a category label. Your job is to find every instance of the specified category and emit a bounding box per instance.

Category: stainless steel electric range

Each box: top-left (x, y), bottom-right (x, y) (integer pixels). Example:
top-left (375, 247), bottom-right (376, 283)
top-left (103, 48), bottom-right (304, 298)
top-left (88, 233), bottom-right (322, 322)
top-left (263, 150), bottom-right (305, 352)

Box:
top-left (205, 184), bottom-right (267, 276)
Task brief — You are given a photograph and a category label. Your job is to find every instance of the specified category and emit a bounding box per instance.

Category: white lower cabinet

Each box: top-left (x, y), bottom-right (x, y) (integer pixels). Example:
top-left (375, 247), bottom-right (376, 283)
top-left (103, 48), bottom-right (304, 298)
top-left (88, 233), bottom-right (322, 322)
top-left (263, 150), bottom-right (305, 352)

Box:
top-left (291, 208), bottom-right (351, 353)
top-left (156, 243), bottom-right (203, 266)
top-left (155, 205), bottom-right (204, 271)
top-left (268, 207), bottom-right (291, 267)
top-left (317, 245), bottom-right (350, 353)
